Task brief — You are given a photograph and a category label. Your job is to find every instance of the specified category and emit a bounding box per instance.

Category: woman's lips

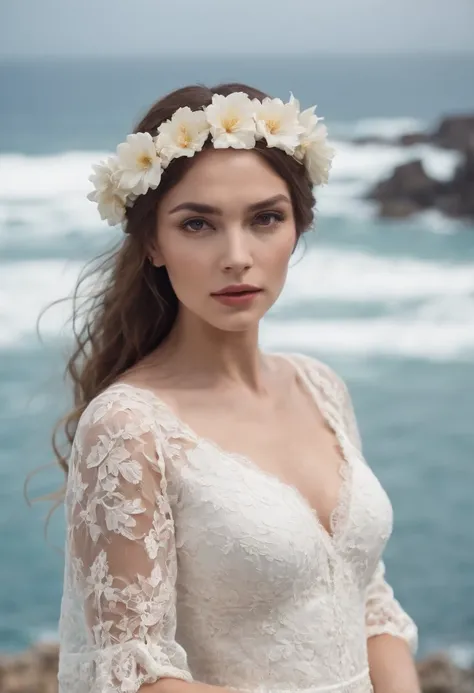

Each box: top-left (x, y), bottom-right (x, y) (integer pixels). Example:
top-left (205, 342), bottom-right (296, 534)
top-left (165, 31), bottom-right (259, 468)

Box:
top-left (211, 289), bottom-right (262, 307)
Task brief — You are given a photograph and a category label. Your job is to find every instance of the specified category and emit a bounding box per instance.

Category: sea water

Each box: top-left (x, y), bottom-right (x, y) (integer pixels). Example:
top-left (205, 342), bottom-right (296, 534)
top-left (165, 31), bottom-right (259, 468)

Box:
top-left (0, 53), bottom-right (473, 663)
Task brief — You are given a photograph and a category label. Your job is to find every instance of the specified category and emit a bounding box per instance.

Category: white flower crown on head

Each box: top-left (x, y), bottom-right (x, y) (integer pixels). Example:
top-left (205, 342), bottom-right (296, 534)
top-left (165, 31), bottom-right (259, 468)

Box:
top-left (87, 92), bottom-right (336, 227)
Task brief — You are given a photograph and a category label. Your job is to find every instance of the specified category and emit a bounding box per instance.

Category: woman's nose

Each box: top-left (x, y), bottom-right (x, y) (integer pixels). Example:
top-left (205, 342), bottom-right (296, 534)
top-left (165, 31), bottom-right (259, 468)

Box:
top-left (220, 228), bottom-right (253, 272)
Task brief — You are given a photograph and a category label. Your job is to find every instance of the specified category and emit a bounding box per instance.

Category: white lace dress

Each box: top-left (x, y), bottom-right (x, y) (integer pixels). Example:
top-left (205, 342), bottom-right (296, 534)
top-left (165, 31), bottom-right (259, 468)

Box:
top-left (57, 351), bottom-right (418, 693)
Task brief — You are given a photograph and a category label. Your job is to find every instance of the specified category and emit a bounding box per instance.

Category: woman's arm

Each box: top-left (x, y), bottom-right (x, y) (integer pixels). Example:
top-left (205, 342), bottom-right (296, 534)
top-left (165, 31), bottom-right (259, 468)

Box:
top-left (142, 678), bottom-right (240, 693)
top-left (330, 367), bottom-right (421, 692)
top-left (60, 398), bottom-right (194, 693)
top-left (368, 634), bottom-right (421, 693)
top-left (365, 561), bottom-right (420, 693)
top-left (146, 638), bottom-right (422, 693)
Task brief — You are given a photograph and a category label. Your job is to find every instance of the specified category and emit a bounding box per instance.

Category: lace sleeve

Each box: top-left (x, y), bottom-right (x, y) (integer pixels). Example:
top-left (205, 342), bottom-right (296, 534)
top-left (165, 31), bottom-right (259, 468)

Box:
top-left (293, 353), bottom-right (363, 452)
top-left (333, 367), bottom-right (363, 452)
top-left (58, 396), bottom-right (194, 693)
top-left (365, 560), bottom-right (418, 653)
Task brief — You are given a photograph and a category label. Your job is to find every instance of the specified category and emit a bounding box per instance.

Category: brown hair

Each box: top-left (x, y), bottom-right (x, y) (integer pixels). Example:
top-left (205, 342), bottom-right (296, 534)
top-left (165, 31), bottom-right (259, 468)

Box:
top-left (43, 82), bottom-right (316, 511)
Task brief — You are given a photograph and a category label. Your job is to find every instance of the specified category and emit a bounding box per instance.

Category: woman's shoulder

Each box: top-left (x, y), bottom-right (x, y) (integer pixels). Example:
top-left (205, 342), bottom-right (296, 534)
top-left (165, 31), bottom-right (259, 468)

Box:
top-left (273, 350), bottom-right (349, 394)
top-left (68, 380), bottom-right (193, 493)
top-left (75, 381), bottom-right (168, 441)
top-left (277, 350), bottom-right (362, 448)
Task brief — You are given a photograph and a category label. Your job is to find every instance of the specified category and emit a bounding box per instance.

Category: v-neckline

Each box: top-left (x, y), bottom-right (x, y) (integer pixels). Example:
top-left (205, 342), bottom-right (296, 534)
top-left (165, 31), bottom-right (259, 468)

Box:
top-left (110, 351), bottom-right (354, 549)
top-left (271, 352), bottom-right (353, 545)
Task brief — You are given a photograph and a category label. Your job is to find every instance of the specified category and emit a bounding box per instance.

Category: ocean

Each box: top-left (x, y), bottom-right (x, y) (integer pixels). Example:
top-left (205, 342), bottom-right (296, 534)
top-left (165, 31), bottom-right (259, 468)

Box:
top-left (0, 53), bottom-right (473, 663)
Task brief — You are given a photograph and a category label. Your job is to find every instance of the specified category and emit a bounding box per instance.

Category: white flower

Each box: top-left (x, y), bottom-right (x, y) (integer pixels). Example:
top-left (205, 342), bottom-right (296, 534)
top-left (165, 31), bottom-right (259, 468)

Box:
top-left (302, 123), bottom-right (336, 186)
top-left (88, 156), bottom-right (119, 195)
top-left (87, 92), bottom-right (334, 228)
top-left (87, 156), bottom-right (127, 226)
top-left (253, 96), bottom-right (304, 155)
top-left (205, 92), bottom-right (257, 149)
top-left (125, 193), bottom-right (139, 208)
top-left (115, 132), bottom-right (163, 196)
top-left (290, 93), bottom-right (335, 185)
top-left (155, 107), bottom-right (210, 167)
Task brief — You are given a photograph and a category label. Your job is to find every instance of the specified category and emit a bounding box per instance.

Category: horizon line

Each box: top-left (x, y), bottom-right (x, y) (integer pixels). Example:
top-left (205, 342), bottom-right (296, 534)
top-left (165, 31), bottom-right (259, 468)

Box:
top-left (1, 50), bottom-right (474, 63)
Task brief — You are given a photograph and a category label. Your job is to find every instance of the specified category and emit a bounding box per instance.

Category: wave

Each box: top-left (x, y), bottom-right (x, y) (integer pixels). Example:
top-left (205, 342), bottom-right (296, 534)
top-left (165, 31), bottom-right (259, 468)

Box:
top-left (0, 151), bottom-right (111, 241)
top-left (0, 260), bottom-right (85, 347)
top-left (0, 138), bottom-right (463, 242)
top-left (2, 254), bottom-right (473, 361)
top-left (283, 247), bottom-right (474, 304)
top-left (329, 140), bottom-right (460, 185)
top-left (261, 314), bottom-right (474, 361)
top-left (329, 117), bottom-right (428, 141)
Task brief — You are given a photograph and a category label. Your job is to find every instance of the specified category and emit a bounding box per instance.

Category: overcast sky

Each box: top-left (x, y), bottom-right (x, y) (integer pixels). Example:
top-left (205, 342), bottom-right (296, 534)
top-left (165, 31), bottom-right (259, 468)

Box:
top-left (1, 0), bottom-right (473, 57)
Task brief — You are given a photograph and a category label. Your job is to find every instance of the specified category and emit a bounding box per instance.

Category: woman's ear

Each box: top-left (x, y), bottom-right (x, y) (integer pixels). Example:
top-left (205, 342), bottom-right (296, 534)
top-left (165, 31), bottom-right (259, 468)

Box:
top-left (147, 241), bottom-right (165, 268)
top-left (148, 256), bottom-right (165, 268)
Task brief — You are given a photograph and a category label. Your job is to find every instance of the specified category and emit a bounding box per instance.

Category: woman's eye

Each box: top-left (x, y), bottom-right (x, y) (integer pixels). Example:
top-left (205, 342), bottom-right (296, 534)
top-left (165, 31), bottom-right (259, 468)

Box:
top-left (180, 218), bottom-right (208, 232)
top-left (254, 212), bottom-right (285, 227)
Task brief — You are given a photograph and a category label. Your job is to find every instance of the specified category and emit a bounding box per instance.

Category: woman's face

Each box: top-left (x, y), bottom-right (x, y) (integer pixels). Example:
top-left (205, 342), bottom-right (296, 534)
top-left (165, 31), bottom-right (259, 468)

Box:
top-left (152, 148), bottom-right (297, 332)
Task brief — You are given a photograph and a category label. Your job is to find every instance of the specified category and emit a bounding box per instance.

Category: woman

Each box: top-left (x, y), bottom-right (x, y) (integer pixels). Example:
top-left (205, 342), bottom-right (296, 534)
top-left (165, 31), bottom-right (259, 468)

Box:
top-left (56, 83), bottom-right (420, 693)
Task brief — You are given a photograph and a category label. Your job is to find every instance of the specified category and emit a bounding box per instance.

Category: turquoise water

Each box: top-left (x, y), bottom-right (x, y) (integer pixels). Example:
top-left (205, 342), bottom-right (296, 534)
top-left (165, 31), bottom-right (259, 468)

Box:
top-left (0, 54), bottom-right (473, 662)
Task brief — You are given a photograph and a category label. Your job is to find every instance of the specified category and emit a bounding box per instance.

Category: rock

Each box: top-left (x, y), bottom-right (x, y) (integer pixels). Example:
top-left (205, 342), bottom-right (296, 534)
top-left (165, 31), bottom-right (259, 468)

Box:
top-left (394, 116), bottom-right (474, 151)
top-left (434, 194), bottom-right (467, 218)
top-left (366, 153), bottom-right (474, 221)
top-left (431, 115), bottom-right (474, 152)
top-left (352, 136), bottom-right (394, 146)
top-left (398, 132), bottom-right (431, 147)
top-left (368, 159), bottom-right (440, 205)
top-left (0, 642), bottom-right (59, 693)
top-left (357, 116), bottom-right (474, 151)
top-left (435, 147), bottom-right (474, 219)
top-left (453, 146), bottom-right (474, 183)
top-left (349, 113), bottom-right (474, 152)
top-left (417, 652), bottom-right (474, 693)
top-left (351, 133), bottom-right (430, 147)
top-left (349, 111), bottom-right (474, 220)
top-left (377, 198), bottom-right (424, 219)
top-left (366, 159), bottom-right (442, 217)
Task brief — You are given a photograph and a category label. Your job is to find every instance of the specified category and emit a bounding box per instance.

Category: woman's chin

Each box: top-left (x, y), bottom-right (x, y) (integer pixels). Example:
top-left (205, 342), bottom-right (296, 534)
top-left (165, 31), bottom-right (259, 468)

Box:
top-left (205, 309), bottom-right (266, 332)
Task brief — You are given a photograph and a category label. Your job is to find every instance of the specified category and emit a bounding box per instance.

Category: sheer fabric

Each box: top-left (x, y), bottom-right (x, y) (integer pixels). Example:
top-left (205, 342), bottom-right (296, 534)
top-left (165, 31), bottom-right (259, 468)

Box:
top-left (57, 352), bottom-right (417, 693)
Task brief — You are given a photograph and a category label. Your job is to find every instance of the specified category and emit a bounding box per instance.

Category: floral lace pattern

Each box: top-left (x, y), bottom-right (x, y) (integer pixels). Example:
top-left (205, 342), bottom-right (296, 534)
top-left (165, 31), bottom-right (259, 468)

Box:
top-left (57, 352), bottom-right (418, 693)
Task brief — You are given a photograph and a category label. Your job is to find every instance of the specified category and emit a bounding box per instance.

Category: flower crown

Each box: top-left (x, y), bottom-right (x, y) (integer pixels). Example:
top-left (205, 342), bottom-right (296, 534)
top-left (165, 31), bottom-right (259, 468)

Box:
top-left (87, 92), bottom-right (335, 227)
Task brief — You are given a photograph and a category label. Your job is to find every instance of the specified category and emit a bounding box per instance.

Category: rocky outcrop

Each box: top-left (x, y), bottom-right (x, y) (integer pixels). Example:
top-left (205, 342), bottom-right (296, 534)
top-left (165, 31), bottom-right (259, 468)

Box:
top-left (430, 116), bottom-right (474, 152)
top-left (352, 115), bottom-right (474, 152)
top-left (350, 113), bottom-right (474, 221)
top-left (417, 653), bottom-right (474, 693)
top-left (0, 644), bottom-right (473, 693)
top-left (366, 151), bottom-right (474, 221)
top-left (367, 160), bottom-right (441, 217)
top-left (398, 132), bottom-right (432, 147)
top-left (394, 116), bottom-right (474, 152)
top-left (0, 642), bottom-right (59, 693)
top-left (438, 147), bottom-right (474, 219)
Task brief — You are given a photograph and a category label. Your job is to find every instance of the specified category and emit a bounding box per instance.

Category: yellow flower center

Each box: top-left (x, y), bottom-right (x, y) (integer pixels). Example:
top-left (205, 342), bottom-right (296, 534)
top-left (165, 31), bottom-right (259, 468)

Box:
top-left (137, 153), bottom-right (153, 170)
top-left (266, 118), bottom-right (281, 135)
top-left (222, 114), bottom-right (239, 133)
top-left (177, 124), bottom-right (192, 149)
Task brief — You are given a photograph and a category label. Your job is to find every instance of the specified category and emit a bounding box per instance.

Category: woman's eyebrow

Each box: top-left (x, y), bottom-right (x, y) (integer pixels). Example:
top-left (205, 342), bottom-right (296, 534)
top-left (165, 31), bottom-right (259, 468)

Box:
top-left (169, 202), bottom-right (222, 215)
top-left (168, 194), bottom-right (291, 216)
top-left (247, 194), bottom-right (291, 212)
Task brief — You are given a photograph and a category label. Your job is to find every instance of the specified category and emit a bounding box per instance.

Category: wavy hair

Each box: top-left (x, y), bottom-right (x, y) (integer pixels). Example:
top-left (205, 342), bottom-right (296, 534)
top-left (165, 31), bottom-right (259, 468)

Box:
top-left (29, 82), bottom-right (316, 528)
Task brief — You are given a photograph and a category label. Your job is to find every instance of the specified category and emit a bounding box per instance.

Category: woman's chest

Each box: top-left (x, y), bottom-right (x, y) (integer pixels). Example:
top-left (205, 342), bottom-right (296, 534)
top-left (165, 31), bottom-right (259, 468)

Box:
top-left (172, 441), bottom-right (394, 606)
top-left (168, 387), bottom-right (347, 537)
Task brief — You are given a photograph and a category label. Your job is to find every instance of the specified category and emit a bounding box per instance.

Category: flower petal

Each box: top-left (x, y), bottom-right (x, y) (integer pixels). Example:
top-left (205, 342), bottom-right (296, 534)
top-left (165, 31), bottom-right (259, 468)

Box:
top-left (205, 92), bottom-right (257, 149)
